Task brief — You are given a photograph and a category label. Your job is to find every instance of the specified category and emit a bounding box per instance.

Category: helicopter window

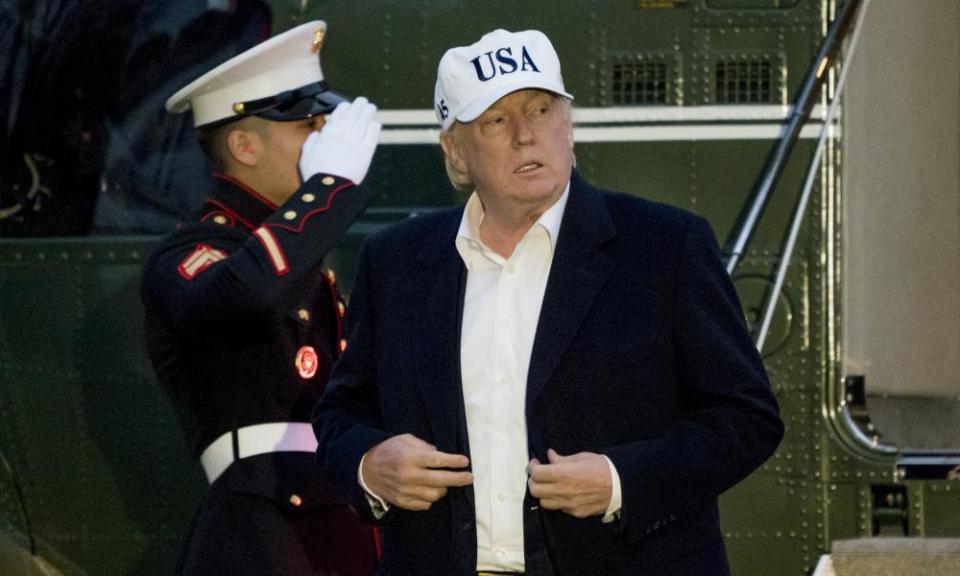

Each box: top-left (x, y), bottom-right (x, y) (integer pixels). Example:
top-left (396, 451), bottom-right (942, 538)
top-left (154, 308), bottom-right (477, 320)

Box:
top-left (611, 59), bottom-right (669, 106)
top-left (714, 57), bottom-right (775, 104)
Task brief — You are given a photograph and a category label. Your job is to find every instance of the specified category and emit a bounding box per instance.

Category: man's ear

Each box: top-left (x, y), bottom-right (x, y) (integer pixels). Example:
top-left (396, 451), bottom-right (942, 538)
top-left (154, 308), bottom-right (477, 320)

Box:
top-left (440, 130), bottom-right (467, 173)
top-left (226, 128), bottom-right (260, 167)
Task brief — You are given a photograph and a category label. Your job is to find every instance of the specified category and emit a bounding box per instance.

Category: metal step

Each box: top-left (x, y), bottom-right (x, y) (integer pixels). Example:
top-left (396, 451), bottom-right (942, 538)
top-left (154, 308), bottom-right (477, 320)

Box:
top-left (813, 538), bottom-right (960, 576)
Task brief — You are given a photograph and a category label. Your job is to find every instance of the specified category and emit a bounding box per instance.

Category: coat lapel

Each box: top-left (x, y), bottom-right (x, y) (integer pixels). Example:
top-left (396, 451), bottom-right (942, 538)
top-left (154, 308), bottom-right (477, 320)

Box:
top-left (408, 210), bottom-right (470, 459)
top-left (526, 172), bottom-right (617, 444)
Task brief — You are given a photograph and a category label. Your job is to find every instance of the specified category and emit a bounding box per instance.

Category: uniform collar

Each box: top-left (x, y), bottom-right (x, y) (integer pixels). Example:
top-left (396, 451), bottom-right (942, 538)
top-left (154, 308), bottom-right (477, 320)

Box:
top-left (204, 172), bottom-right (278, 230)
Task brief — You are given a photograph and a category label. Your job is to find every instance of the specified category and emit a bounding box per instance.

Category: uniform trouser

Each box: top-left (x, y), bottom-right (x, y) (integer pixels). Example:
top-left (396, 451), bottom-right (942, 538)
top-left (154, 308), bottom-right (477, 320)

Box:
top-left (177, 478), bottom-right (377, 576)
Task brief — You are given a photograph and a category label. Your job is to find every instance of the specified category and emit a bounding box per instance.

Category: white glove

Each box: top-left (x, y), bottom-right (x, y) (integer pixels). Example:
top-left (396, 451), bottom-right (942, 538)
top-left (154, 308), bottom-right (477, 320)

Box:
top-left (299, 96), bottom-right (381, 185)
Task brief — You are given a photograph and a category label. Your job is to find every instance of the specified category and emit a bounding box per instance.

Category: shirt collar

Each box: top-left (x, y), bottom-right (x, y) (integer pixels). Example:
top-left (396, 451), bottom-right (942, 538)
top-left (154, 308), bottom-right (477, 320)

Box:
top-left (455, 181), bottom-right (570, 260)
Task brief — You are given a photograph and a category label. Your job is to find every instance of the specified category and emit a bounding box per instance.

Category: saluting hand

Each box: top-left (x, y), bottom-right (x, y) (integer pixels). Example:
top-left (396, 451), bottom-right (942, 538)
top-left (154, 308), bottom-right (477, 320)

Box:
top-left (362, 434), bottom-right (473, 511)
top-left (299, 96), bottom-right (381, 184)
top-left (527, 449), bottom-right (612, 519)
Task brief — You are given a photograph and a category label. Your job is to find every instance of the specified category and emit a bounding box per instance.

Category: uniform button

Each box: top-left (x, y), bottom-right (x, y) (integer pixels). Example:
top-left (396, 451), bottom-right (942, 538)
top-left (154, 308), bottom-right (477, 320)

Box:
top-left (325, 269), bottom-right (337, 284)
top-left (289, 494), bottom-right (303, 507)
top-left (302, 193), bottom-right (316, 203)
top-left (321, 176), bottom-right (335, 186)
top-left (337, 301), bottom-right (346, 317)
top-left (283, 210), bottom-right (297, 220)
top-left (339, 338), bottom-right (347, 353)
top-left (298, 308), bottom-right (310, 321)
top-left (213, 215), bottom-right (228, 225)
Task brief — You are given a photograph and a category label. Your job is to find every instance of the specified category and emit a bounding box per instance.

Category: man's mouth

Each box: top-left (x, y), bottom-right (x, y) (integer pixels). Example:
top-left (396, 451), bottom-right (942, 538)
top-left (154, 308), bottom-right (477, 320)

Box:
top-left (515, 162), bottom-right (542, 174)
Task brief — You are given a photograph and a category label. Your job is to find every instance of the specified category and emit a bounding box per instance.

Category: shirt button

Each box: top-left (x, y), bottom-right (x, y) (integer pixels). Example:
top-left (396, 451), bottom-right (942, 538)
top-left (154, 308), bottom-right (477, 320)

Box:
top-left (289, 494), bottom-right (303, 507)
top-left (321, 176), bottom-right (335, 185)
top-left (297, 308), bottom-right (310, 321)
top-left (302, 193), bottom-right (316, 203)
top-left (283, 210), bottom-right (297, 220)
top-left (507, 264), bottom-right (516, 273)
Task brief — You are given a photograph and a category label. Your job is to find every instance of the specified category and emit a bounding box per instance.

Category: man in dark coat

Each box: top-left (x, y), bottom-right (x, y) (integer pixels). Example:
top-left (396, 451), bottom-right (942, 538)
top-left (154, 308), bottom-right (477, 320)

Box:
top-left (314, 28), bottom-right (784, 576)
top-left (141, 20), bottom-right (379, 576)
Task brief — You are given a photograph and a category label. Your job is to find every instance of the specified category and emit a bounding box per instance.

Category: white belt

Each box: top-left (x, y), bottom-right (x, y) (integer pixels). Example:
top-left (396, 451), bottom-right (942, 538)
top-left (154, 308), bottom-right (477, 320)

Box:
top-left (200, 422), bottom-right (318, 484)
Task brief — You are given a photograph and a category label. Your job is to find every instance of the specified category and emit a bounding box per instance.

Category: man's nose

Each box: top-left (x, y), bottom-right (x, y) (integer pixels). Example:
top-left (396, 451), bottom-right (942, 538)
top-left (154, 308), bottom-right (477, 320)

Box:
top-left (513, 117), bottom-right (535, 146)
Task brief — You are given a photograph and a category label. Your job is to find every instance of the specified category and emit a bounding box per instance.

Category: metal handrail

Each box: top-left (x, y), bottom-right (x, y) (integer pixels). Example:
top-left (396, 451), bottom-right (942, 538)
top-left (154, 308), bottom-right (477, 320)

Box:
top-left (724, 0), bottom-right (864, 276)
top-left (754, 0), bottom-right (869, 351)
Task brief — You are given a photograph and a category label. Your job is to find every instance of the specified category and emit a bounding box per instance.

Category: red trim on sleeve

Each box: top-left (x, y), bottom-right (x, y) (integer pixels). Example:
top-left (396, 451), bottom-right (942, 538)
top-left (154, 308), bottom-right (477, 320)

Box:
top-left (264, 183), bottom-right (353, 233)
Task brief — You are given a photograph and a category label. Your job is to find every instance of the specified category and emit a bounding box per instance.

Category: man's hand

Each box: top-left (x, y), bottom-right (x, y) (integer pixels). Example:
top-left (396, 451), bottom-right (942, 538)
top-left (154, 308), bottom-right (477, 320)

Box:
top-left (362, 434), bottom-right (473, 511)
top-left (527, 449), bottom-right (612, 519)
top-left (299, 97), bottom-right (381, 184)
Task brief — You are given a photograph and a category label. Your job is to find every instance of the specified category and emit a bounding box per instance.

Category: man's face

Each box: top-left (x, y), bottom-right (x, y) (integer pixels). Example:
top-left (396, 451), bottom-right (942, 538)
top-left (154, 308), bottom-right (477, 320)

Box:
top-left (257, 115), bottom-right (326, 204)
top-left (446, 89), bottom-right (574, 216)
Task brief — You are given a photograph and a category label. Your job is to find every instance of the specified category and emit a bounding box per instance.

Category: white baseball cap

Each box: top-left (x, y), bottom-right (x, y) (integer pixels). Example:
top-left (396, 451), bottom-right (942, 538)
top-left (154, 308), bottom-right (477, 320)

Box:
top-left (434, 29), bottom-right (573, 131)
top-left (166, 20), bottom-right (345, 128)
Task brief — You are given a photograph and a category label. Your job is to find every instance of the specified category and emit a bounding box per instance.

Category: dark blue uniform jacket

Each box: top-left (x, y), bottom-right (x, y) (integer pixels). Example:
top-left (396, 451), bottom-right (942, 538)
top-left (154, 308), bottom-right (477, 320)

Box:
top-left (142, 172), bottom-right (376, 575)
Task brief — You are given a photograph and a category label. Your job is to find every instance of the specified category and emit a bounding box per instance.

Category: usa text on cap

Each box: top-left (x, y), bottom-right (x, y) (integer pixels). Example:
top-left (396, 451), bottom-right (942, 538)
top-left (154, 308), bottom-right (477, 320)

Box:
top-left (434, 29), bottom-right (573, 131)
top-left (166, 20), bottom-right (345, 128)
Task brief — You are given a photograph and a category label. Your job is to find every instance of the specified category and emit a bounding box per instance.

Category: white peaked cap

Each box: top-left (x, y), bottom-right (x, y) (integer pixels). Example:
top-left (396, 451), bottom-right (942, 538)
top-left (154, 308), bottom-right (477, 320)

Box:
top-left (166, 21), bottom-right (333, 127)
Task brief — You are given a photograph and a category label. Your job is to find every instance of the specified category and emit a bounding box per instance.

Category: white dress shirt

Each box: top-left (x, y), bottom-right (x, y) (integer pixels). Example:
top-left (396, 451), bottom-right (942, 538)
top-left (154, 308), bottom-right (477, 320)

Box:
top-left (455, 184), bottom-right (621, 572)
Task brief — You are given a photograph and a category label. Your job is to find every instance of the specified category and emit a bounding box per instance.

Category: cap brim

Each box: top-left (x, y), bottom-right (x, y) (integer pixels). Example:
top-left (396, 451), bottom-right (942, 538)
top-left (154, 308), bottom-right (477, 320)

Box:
top-left (258, 90), bottom-right (348, 121)
top-left (454, 80), bottom-right (573, 125)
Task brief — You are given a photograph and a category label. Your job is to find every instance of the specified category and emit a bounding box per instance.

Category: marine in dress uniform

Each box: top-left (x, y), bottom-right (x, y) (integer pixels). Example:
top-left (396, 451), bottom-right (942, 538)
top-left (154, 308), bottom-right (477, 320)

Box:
top-left (140, 21), bottom-right (380, 576)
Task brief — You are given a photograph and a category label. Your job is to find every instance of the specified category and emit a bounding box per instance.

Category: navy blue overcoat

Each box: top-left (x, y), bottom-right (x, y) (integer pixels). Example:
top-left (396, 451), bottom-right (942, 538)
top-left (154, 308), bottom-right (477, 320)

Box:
top-left (314, 169), bottom-right (784, 576)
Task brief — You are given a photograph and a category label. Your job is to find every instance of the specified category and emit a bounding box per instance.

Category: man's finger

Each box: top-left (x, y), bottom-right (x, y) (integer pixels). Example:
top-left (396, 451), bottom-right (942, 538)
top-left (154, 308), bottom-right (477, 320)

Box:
top-left (547, 448), bottom-right (567, 463)
top-left (423, 469), bottom-right (474, 488)
top-left (538, 497), bottom-right (563, 511)
top-left (528, 461), bottom-right (560, 483)
top-left (418, 450), bottom-right (470, 470)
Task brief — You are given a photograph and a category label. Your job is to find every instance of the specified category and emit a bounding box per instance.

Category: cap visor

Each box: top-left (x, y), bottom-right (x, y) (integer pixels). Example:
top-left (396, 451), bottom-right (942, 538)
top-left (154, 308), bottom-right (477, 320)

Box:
top-left (258, 90), bottom-right (348, 121)
top-left (455, 81), bottom-right (573, 125)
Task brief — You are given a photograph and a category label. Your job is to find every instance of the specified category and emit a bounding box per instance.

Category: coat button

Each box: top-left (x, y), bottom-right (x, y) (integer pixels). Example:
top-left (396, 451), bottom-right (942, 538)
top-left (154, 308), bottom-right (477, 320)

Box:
top-left (298, 308), bottom-right (310, 321)
top-left (321, 176), bottom-right (335, 186)
top-left (336, 301), bottom-right (345, 317)
top-left (325, 269), bottom-right (336, 285)
top-left (289, 494), bottom-right (303, 507)
top-left (302, 193), bottom-right (316, 203)
top-left (339, 338), bottom-right (347, 353)
top-left (283, 210), bottom-right (297, 220)
top-left (213, 215), bottom-right (228, 225)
